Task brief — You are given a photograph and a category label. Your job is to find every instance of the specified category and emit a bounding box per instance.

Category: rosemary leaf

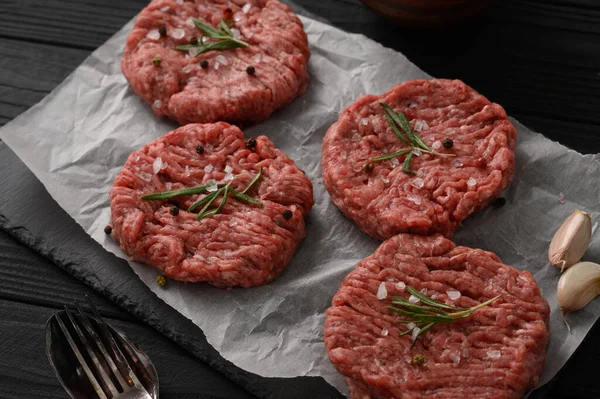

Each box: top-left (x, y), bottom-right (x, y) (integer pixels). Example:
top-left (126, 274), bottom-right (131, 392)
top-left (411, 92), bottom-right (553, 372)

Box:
top-left (402, 151), bottom-right (415, 175)
top-left (197, 184), bottom-right (231, 220)
top-left (231, 189), bottom-right (262, 206)
top-left (406, 286), bottom-right (465, 311)
top-left (370, 148), bottom-right (411, 162)
top-left (409, 322), bottom-right (435, 350)
top-left (390, 297), bottom-right (449, 315)
top-left (192, 19), bottom-right (224, 37)
top-left (381, 108), bottom-right (411, 146)
top-left (219, 19), bottom-right (234, 37)
top-left (187, 189), bottom-right (220, 212)
top-left (177, 18), bottom-right (249, 56)
top-left (142, 185), bottom-right (209, 200)
top-left (194, 187), bottom-right (225, 215)
top-left (241, 166), bottom-right (263, 194)
top-left (395, 111), bottom-right (432, 151)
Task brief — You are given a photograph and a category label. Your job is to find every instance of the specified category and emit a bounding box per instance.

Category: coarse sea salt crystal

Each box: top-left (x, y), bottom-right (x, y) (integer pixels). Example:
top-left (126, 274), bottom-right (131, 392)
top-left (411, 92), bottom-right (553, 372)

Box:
top-left (216, 55), bottom-right (228, 65)
top-left (452, 353), bottom-right (461, 364)
top-left (229, 217), bottom-right (238, 227)
top-left (160, 6), bottom-right (170, 12)
top-left (171, 28), bottom-right (185, 39)
top-left (377, 282), bottom-right (387, 300)
top-left (381, 175), bottom-right (390, 184)
top-left (447, 290), bottom-right (461, 300)
top-left (411, 326), bottom-right (421, 341)
top-left (408, 102), bottom-right (418, 109)
top-left (188, 48), bottom-right (198, 57)
top-left (467, 177), bottom-right (477, 187)
top-left (407, 194), bottom-right (421, 205)
top-left (487, 350), bottom-right (501, 359)
top-left (360, 118), bottom-right (369, 126)
top-left (230, 28), bottom-right (241, 39)
top-left (411, 177), bottom-right (424, 189)
top-left (152, 157), bottom-right (163, 174)
top-left (206, 179), bottom-right (218, 192)
top-left (176, 0), bottom-right (183, 4)
top-left (381, 328), bottom-right (389, 337)
top-left (252, 54), bottom-right (262, 63)
top-left (214, 61), bottom-right (221, 70)
top-left (452, 159), bottom-right (463, 168)
top-left (205, 143), bottom-right (213, 151)
top-left (153, 100), bottom-right (162, 108)
top-left (414, 120), bottom-right (429, 132)
top-left (396, 281), bottom-right (406, 290)
top-left (204, 164), bottom-right (214, 174)
top-left (412, 148), bottom-right (422, 157)
top-left (146, 29), bottom-right (160, 40)
top-left (242, 3), bottom-right (252, 13)
top-left (407, 322), bottom-right (416, 330)
top-left (352, 164), bottom-right (363, 173)
top-left (408, 295), bottom-right (420, 304)
top-left (139, 172), bottom-right (152, 182)
top-left (186, 17), bottom-right (195, 27)
top-left (224, 165), bottom-right (233, 173)
top-left (183, 65), bottom-right (194, 73)
top-left (432, 140), bottom-right (442, 150)
top-left (352, 133), bottom-right (361, 142)
top-left (390, 157), bottom-right (400, 168)
top-left (165, 182), bottom-right (172, 190)
top-left (234, 12), bottom-right (244, 22)
top-left (224, 172), bottom-right (234, 182)
top-left (185, 165), bottom-right (190, 177)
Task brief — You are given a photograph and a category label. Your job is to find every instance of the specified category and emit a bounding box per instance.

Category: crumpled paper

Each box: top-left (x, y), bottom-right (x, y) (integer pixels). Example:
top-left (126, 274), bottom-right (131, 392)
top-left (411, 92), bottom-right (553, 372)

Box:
top-left (2, 11), bottom-right (600, 397)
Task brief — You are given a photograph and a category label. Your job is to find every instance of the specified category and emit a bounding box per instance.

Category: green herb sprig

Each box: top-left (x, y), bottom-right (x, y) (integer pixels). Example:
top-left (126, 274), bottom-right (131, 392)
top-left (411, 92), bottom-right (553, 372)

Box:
top-left (371, 103), bottom-right (455, 174)
top-left (141, 167), bottom-right (263, 220)
top-left (389, 286), bottom-right (500, 350)
top-left (176, 19), bottom-right (249, 56)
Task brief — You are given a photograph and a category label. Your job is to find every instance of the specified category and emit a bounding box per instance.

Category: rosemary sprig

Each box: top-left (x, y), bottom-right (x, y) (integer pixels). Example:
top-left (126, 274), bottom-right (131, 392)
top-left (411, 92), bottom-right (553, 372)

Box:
top-left (176, 18), bottom-right (249, 56)
top-left (370, 103), bottom-right (455, 174)
top-left (141, 167), bottom-right (263, 220)
top-left (389, 285), bottom-right (500, 350)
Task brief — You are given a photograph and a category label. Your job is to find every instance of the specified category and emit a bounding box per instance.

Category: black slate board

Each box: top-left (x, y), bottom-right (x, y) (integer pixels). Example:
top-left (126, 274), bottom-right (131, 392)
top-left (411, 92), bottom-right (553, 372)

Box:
top-left (0, 141), bottom-right (343, 399)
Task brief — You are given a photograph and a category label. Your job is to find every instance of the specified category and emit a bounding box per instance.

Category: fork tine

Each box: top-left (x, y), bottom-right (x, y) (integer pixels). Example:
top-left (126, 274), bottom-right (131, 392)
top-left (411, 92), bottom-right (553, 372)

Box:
top-left (55, 313), bottom-right (109, 399)
top-left (74, 303), bottom-right (129, 389)
top-left (84, 295), bottom-right (143, 388)
top-left (63, 306), bottom-right (119, 397)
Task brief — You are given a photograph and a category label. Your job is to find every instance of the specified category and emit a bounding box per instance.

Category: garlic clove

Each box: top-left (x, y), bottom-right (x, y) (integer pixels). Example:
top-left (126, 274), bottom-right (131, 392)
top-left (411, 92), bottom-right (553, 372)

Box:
top-left (548, 210), bottom-right (592, 271)
top-left (557, 261), bottom-right (600, 316)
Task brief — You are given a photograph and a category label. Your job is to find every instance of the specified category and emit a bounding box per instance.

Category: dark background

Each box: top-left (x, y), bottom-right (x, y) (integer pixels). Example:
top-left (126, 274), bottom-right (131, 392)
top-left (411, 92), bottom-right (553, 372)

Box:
top-left (1, 1), bottom-right (599, 398)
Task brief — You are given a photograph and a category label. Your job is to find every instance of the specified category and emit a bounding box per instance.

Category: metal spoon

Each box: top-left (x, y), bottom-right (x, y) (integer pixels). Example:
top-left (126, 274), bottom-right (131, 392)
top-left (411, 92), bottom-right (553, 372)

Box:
top-left (45, 300), bottom-right (159, 399)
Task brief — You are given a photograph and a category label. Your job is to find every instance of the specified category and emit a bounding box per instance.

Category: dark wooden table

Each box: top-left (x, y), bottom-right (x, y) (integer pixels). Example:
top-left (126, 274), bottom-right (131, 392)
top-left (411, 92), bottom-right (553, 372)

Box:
top-left (1, 1), bottom-right (599, 398)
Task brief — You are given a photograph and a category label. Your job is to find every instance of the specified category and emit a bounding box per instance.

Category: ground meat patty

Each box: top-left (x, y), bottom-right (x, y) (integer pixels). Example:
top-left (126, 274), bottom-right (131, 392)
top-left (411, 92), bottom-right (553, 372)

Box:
top-left (322, 79), bottom-right (516, 240)
top-left (122, 0), bottom-right (310, 125)
top-left (109, 122), bottom-right (313, 288)
top-left (324, 234), bottom-right (550, 399)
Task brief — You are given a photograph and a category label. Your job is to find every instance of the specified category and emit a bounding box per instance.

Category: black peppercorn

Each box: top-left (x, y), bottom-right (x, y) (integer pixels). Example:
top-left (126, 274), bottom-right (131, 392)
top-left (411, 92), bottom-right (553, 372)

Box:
top-left (104, 225), bottom-right (112, 234)
top-left (282, 210), bottom-right (293, 220)
top-left (224, 8), bottom-right (233, 19)
top-left (189, 37), bottom-right (198, 45)
top-left (152, 56), bottom-right (162, 67)
top-left (246, 65), bottom-right (256, 75)
top-left (364, 163), bottom-right (374, 173)
top-left (170, 206), bottom-right (179, 216)
top-left (196, 145), bottom-right (204, 154)
top-left (412, 354), bottom-right (425, 366)
top-left (246, 137), bottom-right (257, 149)
top-left (158, 26), bottom-right (167, 37)
top-left (442, 138), bottom-right (454, 149)
top-left (200, 60), bottom-right (209, 69)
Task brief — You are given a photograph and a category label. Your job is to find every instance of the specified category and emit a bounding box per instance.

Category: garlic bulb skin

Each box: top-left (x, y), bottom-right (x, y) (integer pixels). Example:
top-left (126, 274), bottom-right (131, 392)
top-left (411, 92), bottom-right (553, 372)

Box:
top-left (557, 261), bottom-right (600, 315)
top-left (549, 210), bottom-right (592, 270)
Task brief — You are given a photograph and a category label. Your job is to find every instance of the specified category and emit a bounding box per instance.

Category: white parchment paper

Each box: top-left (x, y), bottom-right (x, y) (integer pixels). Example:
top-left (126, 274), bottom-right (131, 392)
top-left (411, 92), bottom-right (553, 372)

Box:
top-left (2, 13), bottom-right (600, 397)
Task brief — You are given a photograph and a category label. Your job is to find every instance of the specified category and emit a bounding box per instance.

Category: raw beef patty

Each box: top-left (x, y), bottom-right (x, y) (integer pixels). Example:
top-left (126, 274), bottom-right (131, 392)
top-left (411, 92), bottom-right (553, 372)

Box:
top-left (122, 0), bottom-right (310, 125)
top-left (109, 123), bottom-right (313, 288)
top-left (324, 233), bottom-right (550, 399)
top-left (322, 79), bottom-right (517, 240)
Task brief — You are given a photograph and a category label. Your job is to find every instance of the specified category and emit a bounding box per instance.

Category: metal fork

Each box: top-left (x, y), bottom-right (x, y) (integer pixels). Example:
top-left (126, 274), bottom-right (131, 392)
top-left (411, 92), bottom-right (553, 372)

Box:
top-left (51, 297), bottom-right (154, 399)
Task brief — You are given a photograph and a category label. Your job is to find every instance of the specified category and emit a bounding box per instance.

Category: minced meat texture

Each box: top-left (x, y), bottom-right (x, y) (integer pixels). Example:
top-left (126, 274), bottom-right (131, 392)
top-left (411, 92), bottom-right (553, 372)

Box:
top-left (322, 79), bottom-right (517, 240)
top-left (324, 234), bottom-right (550, 399)
top-left (109, 122), bottom-right (313, 288)
top-left (122, 0), bottom-right (310, 125)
